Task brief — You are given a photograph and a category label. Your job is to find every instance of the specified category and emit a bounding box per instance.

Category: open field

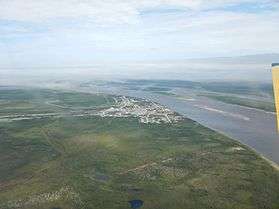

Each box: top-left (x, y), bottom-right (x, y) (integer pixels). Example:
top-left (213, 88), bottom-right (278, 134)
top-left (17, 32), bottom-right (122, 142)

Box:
top-left (0, 88), bottom-right (279, 209)
top-left (109, 80), bottom-right (273, 97)
top-left (109, 80), bottom-right (275, 112)
top-left (199, 93), bottom-right (275, 112)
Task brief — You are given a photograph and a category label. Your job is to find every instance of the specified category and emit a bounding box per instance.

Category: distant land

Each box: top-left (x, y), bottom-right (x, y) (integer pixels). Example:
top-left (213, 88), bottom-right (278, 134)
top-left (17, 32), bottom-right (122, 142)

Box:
top-left (1, 53), bottom-right (279, 85)
top-left (0, 88), bottom-right (278, 209)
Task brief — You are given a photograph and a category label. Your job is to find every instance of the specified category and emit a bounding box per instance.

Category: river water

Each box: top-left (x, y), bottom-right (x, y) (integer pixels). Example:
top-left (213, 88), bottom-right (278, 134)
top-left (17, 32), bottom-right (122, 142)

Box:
top-left (91, 85), bottom-right (279, 165)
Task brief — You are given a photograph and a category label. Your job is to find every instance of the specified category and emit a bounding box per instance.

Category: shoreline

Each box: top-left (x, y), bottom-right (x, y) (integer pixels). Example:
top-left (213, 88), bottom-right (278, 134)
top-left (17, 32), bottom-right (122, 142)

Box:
top-left (74, 87), bottom-right (279, 171)
top-left (260, 155), bottom-right (279, 171)
top-left (202, 124), bottom-right (279, 171)
top-left (1, 86), bottom-right (279, 172)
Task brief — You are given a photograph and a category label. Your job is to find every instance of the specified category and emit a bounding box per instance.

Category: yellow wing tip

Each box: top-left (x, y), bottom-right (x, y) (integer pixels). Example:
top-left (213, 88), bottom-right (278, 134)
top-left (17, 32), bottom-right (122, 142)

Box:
top-left (272, 63), bottom-right (279, 132)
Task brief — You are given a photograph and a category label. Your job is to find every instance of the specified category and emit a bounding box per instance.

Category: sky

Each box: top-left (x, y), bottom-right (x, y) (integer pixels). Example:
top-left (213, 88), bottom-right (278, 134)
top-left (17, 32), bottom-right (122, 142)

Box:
top-left (0, 0), bottom-right (279, 68)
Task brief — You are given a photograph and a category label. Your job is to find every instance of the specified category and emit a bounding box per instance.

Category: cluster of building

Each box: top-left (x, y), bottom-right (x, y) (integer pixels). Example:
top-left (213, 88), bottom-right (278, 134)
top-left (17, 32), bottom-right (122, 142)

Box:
top-left (96, 96), bottom-right (182, 124)
top-left (0, 96), bottom-right (182, 124)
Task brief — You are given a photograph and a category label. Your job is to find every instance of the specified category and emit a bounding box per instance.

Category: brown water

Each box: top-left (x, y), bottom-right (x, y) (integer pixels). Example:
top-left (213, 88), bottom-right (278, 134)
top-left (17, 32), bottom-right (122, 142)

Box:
top-left (91, 85), bottom-right (279, 165)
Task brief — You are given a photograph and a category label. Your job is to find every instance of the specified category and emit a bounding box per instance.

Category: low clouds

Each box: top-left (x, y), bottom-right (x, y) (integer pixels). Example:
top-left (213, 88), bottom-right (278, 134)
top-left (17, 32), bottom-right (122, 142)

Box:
top-left (0, 0), bottom-right (278, 67)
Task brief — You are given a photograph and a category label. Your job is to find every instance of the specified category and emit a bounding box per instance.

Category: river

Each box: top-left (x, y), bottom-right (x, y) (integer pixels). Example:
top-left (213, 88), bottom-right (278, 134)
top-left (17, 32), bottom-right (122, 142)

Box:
top-left (89, 85), bottom-right (279, 165)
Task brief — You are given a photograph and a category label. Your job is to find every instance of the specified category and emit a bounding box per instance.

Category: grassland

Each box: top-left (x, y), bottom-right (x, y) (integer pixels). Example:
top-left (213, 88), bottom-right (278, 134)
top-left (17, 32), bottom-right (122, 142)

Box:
top-left (117, 80), bottom-right (273, 96)
top-left (0, 88), bottom-right (279, 209)
top-left (120, 80), bottom-right (275, 112)
top-left (199, 93), bottom-right (275, 112)
top-left (139, 86), bottom-right (175, 97)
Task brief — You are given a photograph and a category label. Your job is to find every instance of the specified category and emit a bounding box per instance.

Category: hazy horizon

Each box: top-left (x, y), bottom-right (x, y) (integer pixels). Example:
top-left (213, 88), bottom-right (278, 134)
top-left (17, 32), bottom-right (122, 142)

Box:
top-left (0, 53), bottom-right (278, 86)
top-left (1, 1), bottom-right (279, 85)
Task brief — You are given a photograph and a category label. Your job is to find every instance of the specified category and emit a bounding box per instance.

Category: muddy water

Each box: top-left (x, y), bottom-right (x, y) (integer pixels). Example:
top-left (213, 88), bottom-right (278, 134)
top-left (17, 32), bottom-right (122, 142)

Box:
top-left (93, 86), bottom-right (279, 165)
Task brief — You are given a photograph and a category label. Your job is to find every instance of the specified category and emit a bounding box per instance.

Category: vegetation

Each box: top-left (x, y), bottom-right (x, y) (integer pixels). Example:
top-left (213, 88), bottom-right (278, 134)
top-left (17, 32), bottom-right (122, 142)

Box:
top-left (0, 88), bottom-right (278, 209)
top-left (200, 82), bottom-right (273, 96)
top-left (111, 80), bottom-right (275, 112)
top-left (141, 87), bottom-right (176, 96)
top-left (200, 93), bottom-right (275, 112)
top-left (117, 80), bottom-right (274, 96)
top-left (142, 87), bottom-right (171, 92)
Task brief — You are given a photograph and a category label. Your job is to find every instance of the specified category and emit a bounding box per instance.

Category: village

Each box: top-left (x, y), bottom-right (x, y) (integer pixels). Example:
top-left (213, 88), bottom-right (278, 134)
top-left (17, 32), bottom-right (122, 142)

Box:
top-left (96, 96), bottom-right (182, 124)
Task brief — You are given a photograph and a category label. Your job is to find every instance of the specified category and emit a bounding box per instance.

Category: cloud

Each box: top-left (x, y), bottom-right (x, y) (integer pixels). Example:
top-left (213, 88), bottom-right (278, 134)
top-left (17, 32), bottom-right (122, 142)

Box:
top-left (0, 0), bottom-right (277, 24)
top-left (0, 0), bottom-right (278, 67)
